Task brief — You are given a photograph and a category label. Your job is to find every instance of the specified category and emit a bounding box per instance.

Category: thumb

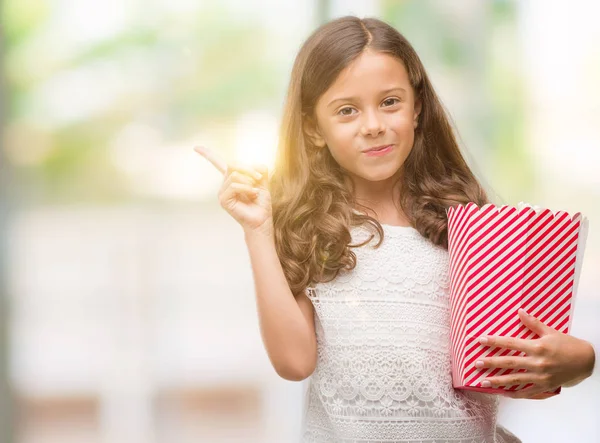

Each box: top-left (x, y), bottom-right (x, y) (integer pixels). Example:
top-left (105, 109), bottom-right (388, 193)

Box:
top-left (518, 309), bottom-right (555, 336)
top-left (254, 164), bottom-right (269, 189)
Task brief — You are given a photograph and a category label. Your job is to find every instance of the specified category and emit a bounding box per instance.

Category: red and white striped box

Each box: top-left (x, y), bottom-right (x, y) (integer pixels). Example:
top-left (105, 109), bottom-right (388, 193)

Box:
top-left (446, 202), bottom-right (589, 394)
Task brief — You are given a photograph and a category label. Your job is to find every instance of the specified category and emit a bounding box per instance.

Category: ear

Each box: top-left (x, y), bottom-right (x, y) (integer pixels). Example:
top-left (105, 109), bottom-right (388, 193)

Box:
top-left (303, 116), bottom-right (327, 148)
top-left (413, 98), bottom-right (422, 129)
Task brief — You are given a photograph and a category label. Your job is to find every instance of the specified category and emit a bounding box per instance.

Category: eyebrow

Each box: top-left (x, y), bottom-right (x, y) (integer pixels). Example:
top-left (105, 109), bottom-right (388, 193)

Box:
top-left (327, 87), bottom-right (407, 109)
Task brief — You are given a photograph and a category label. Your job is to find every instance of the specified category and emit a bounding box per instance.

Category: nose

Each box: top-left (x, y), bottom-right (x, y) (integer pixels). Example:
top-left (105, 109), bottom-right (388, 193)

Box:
top-left (360, 109), bottom-right (385, 137)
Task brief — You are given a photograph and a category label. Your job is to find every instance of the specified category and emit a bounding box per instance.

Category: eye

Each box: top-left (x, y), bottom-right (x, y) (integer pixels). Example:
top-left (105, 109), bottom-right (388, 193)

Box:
top-left (382, 98), bottom-right (400, 107)
top-left (337, 106), bottom-right (356, 116)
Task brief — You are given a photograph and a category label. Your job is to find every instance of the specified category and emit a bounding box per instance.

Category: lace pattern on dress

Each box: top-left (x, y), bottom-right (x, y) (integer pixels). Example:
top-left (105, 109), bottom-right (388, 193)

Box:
top-left (301, 225), bottom-right (520, 443)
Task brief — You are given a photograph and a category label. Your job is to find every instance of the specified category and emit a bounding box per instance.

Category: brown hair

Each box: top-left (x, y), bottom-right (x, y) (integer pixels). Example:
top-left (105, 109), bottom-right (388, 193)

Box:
top-left (270, 16), bottom-right (489, 296)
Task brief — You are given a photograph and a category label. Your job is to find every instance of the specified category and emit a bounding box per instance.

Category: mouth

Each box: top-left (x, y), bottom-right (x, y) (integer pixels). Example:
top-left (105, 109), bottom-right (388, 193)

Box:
top-left (362, 144), bottom-right (394, 156)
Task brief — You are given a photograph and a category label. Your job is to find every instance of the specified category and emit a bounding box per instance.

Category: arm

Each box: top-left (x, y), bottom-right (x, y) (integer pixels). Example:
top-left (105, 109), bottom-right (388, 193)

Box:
top-left (245, 229), bottom-right (317, 381)
top-left (195, 145), bottom-right (317, 382)
top-left (562, 340), bottom-right (595, 387)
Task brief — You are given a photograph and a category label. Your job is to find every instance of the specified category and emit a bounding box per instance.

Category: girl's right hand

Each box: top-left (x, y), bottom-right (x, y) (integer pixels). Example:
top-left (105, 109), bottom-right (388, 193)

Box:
top-left (194, 146), bottom-right (273, 236)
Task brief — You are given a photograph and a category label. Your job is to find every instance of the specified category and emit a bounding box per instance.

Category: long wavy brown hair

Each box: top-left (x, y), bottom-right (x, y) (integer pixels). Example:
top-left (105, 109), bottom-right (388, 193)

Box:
top-left (270, 16), bottom-right (489, 297)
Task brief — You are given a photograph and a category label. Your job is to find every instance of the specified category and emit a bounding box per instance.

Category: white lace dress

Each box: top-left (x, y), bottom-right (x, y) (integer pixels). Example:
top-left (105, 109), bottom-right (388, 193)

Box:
top-left (300, 223), bottom-right (521, 443)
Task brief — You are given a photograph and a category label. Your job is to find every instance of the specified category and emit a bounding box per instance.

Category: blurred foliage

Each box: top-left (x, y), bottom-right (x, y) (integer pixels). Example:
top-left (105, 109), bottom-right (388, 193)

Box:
top-left (3, 0), bottom-right (535, 204)
top-left (486, 0), bottom-right (535, 204)
top-left (382, 1), bottom-right (468, 67)
top-left (2, 0), bottom-right (49, 45)
top-left (3, 2), bottom-right (282, 202)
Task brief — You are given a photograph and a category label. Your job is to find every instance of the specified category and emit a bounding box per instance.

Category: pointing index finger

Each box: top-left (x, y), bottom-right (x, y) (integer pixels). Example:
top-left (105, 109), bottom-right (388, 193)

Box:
top-left (194, 145), bottom-right (227, 175)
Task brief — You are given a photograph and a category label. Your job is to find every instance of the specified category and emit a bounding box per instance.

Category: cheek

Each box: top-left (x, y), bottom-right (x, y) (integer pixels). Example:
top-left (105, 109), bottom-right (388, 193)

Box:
top-left (322, 125), bottom-right (356, 156)
top-left (387, 112), bottom-right (415, 134)
top-left (328, 123), bottom-right (356, 141)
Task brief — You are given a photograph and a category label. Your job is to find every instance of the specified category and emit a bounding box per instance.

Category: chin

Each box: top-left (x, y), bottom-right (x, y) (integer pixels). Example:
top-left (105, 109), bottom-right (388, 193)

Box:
top-left (358, 168), bottom-right (400, 182)
top-left (361, 162), bottom-right (404, 182)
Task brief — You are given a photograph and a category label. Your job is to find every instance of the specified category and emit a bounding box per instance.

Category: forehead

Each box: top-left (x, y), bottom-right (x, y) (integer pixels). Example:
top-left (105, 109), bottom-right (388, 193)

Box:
top-left (320, 50), bottom-right (412, 102)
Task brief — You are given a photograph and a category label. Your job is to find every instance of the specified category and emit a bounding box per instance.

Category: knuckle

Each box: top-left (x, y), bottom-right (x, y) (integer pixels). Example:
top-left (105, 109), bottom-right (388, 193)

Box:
top-left (536, 358), bottom-right (550, 372)
top-left (232, 171), bottom-right (254, 184)
top-left (540, 373), bottom-right (553, 384)
top-left (232, 163), bottom-right (250, 174)
top-left (532, 342), bottom-right (547, 355)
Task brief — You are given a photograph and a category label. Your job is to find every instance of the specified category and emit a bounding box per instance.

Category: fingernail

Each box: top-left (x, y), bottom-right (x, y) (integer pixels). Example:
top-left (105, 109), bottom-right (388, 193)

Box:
top-left (254, 173), bottom-right (263, 181)
top-left (481, 380), bottom-right (492, 388)
top-left (519, 308), bottom-right (529, 316)
top-left (475, 360), bottom-right (484, 368)
top-left (478, 337), bottom-right (488, 345)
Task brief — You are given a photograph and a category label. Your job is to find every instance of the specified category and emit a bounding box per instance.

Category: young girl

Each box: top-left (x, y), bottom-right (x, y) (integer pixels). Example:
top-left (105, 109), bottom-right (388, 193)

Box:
top-left (196, 16), bottom-right (595, 443)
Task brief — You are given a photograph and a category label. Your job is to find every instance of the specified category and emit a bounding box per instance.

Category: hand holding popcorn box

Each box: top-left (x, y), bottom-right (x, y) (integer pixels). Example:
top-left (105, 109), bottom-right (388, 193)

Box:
top-left (446, 202), bottom-right (589, 394)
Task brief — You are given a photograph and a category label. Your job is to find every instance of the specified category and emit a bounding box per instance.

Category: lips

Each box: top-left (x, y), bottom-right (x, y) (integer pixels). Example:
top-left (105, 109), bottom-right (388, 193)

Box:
top-left (363, 144), bottom-right (392, 153)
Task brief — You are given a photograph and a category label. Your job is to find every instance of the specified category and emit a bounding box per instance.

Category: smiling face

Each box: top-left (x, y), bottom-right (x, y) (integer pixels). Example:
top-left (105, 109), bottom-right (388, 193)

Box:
top-left (309, 49), bottom-right (421, 191)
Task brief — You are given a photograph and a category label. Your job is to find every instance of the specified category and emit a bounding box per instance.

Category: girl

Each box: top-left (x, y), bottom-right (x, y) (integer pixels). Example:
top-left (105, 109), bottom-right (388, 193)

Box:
top-left (196, 16), bottom-right (595, 443)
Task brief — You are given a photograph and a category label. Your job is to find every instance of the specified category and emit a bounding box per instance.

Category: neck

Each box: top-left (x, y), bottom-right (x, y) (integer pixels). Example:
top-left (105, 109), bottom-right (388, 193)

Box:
top-left (348, 172), bottom-right (411, 226)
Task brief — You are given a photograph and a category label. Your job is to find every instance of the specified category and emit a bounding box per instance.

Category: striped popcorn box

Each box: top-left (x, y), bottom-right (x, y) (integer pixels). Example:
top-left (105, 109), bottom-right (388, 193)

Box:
top-left (446, 202), bottom-right (589, 394)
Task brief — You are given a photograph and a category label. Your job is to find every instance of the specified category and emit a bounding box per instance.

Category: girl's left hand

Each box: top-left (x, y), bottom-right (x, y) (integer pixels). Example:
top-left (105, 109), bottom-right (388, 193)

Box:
top-left (476, 309), bottom-right (596, 399)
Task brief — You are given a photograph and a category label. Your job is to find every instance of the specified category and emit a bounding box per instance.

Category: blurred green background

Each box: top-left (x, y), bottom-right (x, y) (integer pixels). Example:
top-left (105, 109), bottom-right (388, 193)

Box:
top-left (2, 0), bottom-right (532, 203)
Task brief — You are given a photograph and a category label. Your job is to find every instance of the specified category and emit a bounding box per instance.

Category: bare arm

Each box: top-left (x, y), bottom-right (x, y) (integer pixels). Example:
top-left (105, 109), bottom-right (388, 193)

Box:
top-left (561, 340), bottom-right (595, 387)
top-left (245, 229), bottom-right (317, 381)
top-left (195, 145), bottom-right (317, 381)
